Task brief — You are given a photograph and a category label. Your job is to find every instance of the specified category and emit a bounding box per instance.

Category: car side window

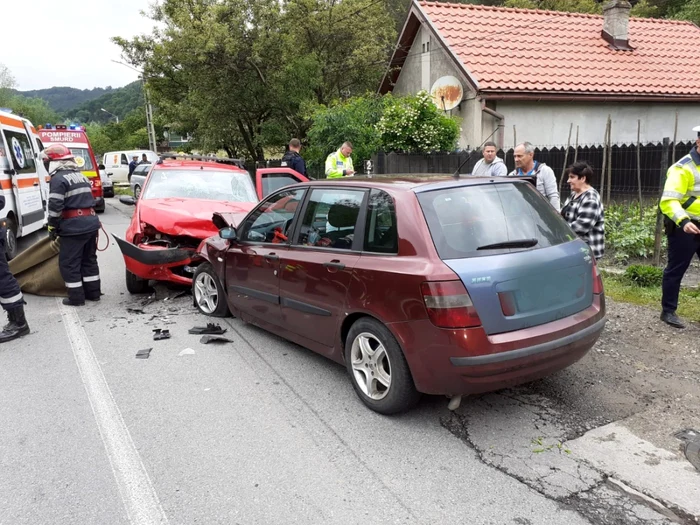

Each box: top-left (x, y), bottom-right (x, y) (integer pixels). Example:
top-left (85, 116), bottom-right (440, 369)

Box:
top-left (295, 188), bottom-right (364, 250)
top-left (121, 154), bottom-right (128, 165)
top-left (364, 189), bottom-right (398, 254)
top-left (2, 130), bottom-right (37, 174)
top-left (241, 189), bottom-right (305, 243)
top-left (261, 174), bottom-right (301, 198)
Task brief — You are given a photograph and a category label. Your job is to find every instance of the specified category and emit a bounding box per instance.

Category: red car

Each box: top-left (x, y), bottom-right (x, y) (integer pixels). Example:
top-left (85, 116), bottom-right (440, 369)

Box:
top-left (192, 177), bottom-right (607, 414)
top-left (115, 155), bottom-right (307, 293)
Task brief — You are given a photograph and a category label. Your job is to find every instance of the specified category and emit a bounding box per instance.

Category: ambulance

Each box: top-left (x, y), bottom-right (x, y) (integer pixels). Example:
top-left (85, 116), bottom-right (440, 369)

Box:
top-left (38, 124), bottom-right (105, 214)
top-left (0, 109), bottom-right (50, 259)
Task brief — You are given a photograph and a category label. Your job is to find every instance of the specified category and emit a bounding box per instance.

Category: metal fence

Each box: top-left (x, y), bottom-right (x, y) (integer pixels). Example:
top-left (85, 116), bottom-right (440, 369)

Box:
top-left (370, 141), bottom-right (694, 201)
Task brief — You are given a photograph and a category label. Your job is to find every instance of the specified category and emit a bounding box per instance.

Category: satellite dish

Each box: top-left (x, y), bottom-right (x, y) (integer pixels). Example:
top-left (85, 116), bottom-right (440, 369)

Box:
top-left (430, 76), bottom-right (463, 111)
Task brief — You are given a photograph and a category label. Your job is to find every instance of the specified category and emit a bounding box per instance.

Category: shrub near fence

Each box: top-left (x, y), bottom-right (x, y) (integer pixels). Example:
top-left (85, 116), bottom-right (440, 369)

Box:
top-left (371, 141), bottom-right (694, 200)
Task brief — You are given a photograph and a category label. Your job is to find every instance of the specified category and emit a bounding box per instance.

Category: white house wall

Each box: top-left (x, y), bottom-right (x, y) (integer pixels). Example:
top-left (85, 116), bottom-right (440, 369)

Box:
top-left (496, 101), bottom-right (700, 148)
top-left (391, 26), bottom-right (479, 150)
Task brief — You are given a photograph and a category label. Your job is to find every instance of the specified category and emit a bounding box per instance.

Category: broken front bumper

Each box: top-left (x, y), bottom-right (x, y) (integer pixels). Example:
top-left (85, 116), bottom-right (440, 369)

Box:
top-left (112, 234), bottom-right (200, 285)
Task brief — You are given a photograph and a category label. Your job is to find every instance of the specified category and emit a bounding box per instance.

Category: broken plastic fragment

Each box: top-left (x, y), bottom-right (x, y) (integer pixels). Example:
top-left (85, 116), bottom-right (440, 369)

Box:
top-left (178, 348), bottom-right (195, 356)
top-left (200, 335), bottom-right (233, 344)
top-left (127, 307), bottom-right (145, 314)
top-left (153, 328), bottom-right (171, 341)
top-left (136, 348), bottom-right (153, 359)
top-left (188, 323), bottom-right (226, 335)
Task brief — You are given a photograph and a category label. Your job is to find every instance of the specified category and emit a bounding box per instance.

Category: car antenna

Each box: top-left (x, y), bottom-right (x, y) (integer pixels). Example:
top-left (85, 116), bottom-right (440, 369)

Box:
top-left (451, 125), bottom-right (505, 179)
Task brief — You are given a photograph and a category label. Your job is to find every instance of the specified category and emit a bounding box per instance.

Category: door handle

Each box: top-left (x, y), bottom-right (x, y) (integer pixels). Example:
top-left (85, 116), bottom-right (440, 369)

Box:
top-left (3, 169), bottom-right (15, 176)
top-left (323, 260), bottom-right (345, 271)
top-left (264, 253), bottom-right (279, 261)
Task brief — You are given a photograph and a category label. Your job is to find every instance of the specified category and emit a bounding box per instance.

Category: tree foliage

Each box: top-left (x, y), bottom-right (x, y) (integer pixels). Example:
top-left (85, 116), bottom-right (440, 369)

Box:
top-left (67, 81), bottom-right (143, 124)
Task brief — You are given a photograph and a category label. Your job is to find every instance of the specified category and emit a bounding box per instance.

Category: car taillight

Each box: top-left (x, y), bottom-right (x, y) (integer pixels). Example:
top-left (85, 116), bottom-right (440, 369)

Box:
top-left (592, 260), bottom-right (603, 294)
top-left (421, 280), bottom-right (481, 328)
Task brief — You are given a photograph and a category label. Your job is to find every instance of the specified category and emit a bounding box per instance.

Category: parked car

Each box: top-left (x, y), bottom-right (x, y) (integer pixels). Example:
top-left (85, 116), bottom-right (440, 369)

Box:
top-left (103, 150), bottom-right (159, 183)
top-left (98, 163), bottom-right (114, 198)
top-left (114, 155), bottom-right (307, 293)
top-left (129, 163), bottom-right (152, 199)
top-left (193, 177), bottom-right (607, 414)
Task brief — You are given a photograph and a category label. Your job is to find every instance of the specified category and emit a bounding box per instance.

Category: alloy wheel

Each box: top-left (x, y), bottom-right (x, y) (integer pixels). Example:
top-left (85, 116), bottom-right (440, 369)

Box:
top-left (350, 332), bottom-right (392, 400)
top-left (194, 272), bottom-right (219, 314)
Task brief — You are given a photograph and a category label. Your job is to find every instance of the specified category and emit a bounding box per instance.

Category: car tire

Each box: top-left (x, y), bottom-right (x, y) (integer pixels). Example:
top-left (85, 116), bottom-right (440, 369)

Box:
top-left (193, 263), bottom-right (230, 317)
top-left (345, 317), bottom-right (421, 415)
top-left (134, 185), bottom-right (141, 200)
top-left (4, 216), bottom-right (18, 261)
top-left (125, 268), bottom-right (150, 294)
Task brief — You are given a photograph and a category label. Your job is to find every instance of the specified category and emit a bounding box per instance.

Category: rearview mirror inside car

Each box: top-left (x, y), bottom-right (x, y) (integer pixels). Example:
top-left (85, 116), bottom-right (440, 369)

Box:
top-left (119, 195), bottom-right (136, 206)
top-left (219, 227), bottom-right (237, 241)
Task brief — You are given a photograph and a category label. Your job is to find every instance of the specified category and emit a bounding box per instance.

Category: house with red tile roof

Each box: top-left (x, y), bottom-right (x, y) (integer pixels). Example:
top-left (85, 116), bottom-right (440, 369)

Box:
top-left (379, 0), bottom-right (700, 150)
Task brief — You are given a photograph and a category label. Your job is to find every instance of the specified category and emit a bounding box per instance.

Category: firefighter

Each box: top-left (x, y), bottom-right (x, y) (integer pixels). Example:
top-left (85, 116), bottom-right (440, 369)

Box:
top-left (43, 145), bottom-right (102, 306)
top-left (0, 197), bottom-right (30, 343)
top-left (659, 125), bottom-right (700, 329)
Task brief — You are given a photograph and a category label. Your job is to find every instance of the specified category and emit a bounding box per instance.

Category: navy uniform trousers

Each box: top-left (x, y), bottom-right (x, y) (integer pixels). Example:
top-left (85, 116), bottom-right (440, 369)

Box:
top-left (662, 228), bottom-right (700, 314)
top-left (0, 237), bottom-right (23, 312)
top-left (59, 232), bottom-right (101, 303)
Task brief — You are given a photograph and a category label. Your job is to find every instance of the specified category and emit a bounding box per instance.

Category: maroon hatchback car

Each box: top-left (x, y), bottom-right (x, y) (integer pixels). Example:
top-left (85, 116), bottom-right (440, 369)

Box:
top-left (193, 177), bottom-right (606, 414)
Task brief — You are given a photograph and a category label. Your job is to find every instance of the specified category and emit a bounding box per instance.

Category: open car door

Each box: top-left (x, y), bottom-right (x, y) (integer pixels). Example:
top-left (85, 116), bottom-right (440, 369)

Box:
top-left (255, 168), bottom-right (308, 200)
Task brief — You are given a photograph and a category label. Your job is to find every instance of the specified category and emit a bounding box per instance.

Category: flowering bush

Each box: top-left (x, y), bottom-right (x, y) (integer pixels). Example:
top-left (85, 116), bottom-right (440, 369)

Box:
top-left (376, 91), bottom-right (460, 153)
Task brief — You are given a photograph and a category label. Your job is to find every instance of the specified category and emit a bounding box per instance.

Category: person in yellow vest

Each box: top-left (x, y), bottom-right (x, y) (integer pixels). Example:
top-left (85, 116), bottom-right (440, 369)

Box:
top-left (659, 125), bottom-right (700, 329)
top-left (325, 142), bottom-right (355, 179)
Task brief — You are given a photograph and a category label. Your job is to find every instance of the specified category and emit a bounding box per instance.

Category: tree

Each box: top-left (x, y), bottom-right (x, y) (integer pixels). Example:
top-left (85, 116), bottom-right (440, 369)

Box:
top-left (502, 0), bottom-right (601, 13)
top-left (306, 95), bottom-right (388, 170)
top-left (673, 0), bottom-right (700, 23)
top-left (376, 91), bottom-right (460, 153)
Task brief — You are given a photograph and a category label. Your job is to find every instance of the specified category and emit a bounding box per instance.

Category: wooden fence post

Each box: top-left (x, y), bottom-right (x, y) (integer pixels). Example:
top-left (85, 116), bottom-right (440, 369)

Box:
top-left (636, 119), bottom-right (643, 219)
top-left (652, 137), bottom-right (670, 266)
top-left (672, 111), bottom-right (678, 163)
top-left (513, 125), bottom-right (517, 149)
top-left (600, 118), bottom-right (609, 198)
top-left (559, 123), bottom-right (573, 194)
top-left (606, 117), bottom-right (613, 205)
top-left (573, 125), bottom-right (579, 164)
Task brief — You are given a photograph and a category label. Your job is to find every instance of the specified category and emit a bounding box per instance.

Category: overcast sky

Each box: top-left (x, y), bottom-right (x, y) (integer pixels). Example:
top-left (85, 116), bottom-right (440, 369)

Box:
top-left (5, 0), bottom-right (156, 91)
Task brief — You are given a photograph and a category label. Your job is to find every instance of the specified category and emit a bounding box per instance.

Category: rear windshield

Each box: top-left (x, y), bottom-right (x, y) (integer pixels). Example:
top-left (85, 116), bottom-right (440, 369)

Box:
top-left (417, 182), bottom-right (574, 259)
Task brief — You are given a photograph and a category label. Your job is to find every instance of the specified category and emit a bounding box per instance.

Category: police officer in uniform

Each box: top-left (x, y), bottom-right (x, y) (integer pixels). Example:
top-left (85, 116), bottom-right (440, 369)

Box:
top-left (659, 125), bottom-right (700, 329)
top-left (43, 145), bottom-right (102, 306)
top-left (0, 198), bottom-right (30, 343)
top-left (280, 138), bottom-right (306, 177)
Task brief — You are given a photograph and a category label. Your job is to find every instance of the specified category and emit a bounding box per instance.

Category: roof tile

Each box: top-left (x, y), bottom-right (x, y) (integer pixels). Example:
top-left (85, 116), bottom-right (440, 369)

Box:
top-left (418, 1), bottom-right (700, 96)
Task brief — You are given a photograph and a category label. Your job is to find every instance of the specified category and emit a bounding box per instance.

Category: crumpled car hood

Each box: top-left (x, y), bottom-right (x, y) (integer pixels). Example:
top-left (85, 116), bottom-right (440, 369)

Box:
top-left (138, 198), bottom-right (255, 238)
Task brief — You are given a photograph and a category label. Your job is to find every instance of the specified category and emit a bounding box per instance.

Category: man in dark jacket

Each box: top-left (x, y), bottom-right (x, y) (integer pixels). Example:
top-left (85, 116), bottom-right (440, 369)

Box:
top-left (44, 145), bottom-right (102, 306)
top-left (0, 196), bottom-right (29, 343)
top-left (280, 138), bottom-right (306, 177)
top-left (128, 155), bottom-right (139, 181)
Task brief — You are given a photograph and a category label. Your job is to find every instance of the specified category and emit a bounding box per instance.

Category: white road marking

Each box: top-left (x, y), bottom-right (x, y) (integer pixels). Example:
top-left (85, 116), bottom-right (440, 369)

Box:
top-left (57, 299), bottom-right (169, 525)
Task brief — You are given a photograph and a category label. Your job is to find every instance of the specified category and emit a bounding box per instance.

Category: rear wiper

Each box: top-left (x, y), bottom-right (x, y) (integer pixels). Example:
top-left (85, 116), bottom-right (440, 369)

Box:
top-left (476, 238), bottom-right (538, 250)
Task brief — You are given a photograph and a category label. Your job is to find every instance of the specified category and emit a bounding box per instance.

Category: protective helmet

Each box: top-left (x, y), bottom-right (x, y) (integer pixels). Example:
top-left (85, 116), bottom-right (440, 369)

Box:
top-left (43, 144), bottom-right (74, 161)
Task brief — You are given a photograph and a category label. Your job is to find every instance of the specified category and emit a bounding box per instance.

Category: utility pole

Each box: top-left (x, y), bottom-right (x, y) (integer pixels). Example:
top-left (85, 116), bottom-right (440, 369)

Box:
top-left (142, 77), bottom-right (157, 153)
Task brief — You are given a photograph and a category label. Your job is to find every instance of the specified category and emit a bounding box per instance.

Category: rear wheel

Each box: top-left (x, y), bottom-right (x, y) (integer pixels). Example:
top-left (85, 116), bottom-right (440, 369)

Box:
top-left (125, 268), bottom-right (150, 294)
top-left (4, 217), bottom-right (18, 260)
top-left (193, 263), bottom-right (230, 317)
top-left (345, 317), bottom-right (420, 415)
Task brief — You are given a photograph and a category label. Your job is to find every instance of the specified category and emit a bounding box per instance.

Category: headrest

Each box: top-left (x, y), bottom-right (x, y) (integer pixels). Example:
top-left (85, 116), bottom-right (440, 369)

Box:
top-left (327, 201), bottom-right (359, 229)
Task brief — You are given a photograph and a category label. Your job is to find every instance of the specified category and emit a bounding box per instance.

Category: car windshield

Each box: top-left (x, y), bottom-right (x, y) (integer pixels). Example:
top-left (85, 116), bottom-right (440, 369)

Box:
top-left (141, 168), bottom-right (258, 202)
top-left (69, 148), bottom-right (94, 171)
top-left (417, 182), bottom-right (574, 259)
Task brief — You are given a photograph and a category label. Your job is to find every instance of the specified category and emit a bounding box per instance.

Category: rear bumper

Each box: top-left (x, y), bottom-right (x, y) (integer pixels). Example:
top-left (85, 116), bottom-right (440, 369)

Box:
top-left (389, 295), bottom-right (606, 396)
top-left (113, 234), bottom-right (197, 286)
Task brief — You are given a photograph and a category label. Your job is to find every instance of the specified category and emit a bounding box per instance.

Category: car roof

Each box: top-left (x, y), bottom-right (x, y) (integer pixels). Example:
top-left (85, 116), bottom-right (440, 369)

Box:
top-left (153, 159), bottom-right (247, 172)
top-left (295, 175), bottom-right (526, 193)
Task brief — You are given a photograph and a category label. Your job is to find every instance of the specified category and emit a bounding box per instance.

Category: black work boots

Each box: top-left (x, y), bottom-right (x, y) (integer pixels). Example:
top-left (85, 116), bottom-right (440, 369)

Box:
top-left (0, 305), bottom-right (30, 343)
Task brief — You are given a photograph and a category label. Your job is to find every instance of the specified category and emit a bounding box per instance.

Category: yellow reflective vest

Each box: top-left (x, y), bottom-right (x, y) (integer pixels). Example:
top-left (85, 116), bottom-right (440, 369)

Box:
top-left (325, 149), bottom-right (353, 179)
top-left (660, 148), bottom-right (700, 228)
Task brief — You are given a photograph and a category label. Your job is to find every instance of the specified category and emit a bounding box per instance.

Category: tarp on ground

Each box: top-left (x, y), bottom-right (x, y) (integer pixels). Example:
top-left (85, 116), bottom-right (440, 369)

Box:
top-left (8, 237), bottom-right (67, 297)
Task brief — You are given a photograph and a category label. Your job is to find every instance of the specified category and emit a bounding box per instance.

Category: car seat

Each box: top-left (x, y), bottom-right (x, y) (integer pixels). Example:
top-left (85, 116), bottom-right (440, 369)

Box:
top-left (320, 202), bottom-right (360, 249)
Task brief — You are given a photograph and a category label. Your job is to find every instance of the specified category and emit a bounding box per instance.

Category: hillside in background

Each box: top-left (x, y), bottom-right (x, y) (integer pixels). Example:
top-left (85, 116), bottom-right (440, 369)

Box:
top-left (66, 81), bottom-right (143, 124)
top-left (13, 86), bottom-right (118, 113)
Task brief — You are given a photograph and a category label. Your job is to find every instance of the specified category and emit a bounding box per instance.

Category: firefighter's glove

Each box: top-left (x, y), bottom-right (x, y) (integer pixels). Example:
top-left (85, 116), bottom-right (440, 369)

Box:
top-left (48, 226), bottom-right (58, 241)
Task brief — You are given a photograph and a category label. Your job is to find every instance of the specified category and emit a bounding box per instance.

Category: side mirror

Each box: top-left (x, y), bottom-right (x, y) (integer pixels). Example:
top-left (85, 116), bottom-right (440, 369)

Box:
top-left (119, 195), bottom-right (136, 206)
top-left (219, 227), bottom-right (237, 241)
top-left (98, 164), bottom-right (105, 170)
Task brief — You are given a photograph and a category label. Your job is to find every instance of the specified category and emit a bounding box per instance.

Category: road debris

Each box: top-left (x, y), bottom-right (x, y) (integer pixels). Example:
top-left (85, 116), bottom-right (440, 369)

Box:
top-left (178, 348), bottom-right (195, 357)
top-left (674, 429), bottom-right (700, 472)
top-left (153, 328), bottom-right (171, 341)
top-left (135, 348), bottom-right (153, 359)
top-left (189, 323), bottom-right (226, 335)
top-left (200, 335), bottom-right (233, 344)
top-left (126, 307), bottom-right (145, 314)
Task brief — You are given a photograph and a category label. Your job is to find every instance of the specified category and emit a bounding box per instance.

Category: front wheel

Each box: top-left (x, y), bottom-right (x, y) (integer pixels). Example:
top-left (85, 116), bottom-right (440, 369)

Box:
top-left (193, 263), bottom-right (230, 317)
top-left (345, 317), bottom-right (420, 415)
top-left (4, 217), bottom-right (18, 260)
top-left (125, 268), bottom-right (150, 294)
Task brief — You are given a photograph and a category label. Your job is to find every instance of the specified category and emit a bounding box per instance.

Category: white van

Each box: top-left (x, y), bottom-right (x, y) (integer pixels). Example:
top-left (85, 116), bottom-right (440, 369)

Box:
top-left (103, 150), bottom-right (158, 183)
top-left (0, 110), bottom-right (50, 259)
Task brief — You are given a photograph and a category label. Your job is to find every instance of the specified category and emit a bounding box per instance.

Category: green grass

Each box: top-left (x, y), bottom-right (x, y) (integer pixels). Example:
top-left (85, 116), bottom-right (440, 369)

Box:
top-left (113, 185), bottom-right (132, 196)
top-left (602, 272), bottom-right (700, 322)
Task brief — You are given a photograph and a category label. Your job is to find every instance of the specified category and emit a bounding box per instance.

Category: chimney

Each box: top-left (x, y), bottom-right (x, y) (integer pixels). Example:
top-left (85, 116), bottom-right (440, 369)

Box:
top-left (602, 0), bottom-right (634, 51)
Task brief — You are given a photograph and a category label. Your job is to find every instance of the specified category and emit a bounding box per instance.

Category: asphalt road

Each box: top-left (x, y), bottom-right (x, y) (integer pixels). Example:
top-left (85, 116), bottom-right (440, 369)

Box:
top-left (1, 200), bottom-right (696, 525)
